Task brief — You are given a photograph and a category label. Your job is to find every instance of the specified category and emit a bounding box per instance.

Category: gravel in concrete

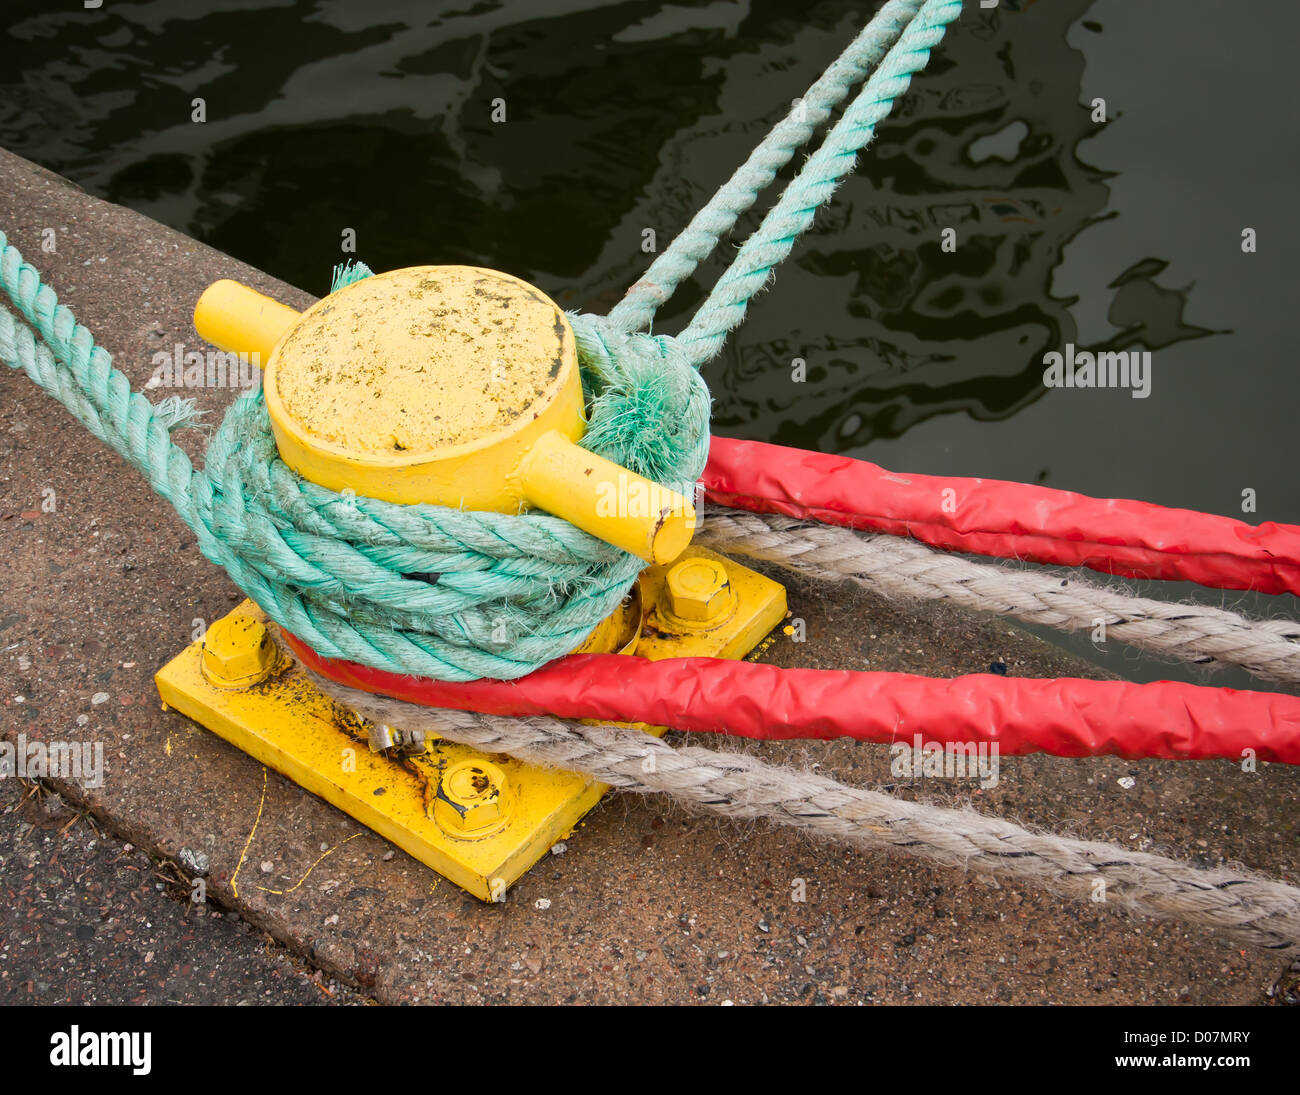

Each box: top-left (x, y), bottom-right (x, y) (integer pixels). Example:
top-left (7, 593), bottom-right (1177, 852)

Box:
top-left (0, 776), bottom-right (366, 1004)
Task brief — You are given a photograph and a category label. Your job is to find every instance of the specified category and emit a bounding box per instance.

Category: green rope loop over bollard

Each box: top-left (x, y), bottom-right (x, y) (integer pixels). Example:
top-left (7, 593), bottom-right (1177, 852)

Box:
top-left (0, 0), bottom-right (961, 681)
top-left (0, 233), bottom-right (708, 681)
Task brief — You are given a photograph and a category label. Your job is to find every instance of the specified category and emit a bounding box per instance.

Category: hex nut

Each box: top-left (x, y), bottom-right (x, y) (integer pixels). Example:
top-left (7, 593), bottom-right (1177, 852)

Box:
top-left (664, 557), bottom-right (734, 625)
top-left (200, 614), bottom-right (275, 688)
top-left (434, 760), bottom-right (513, 837)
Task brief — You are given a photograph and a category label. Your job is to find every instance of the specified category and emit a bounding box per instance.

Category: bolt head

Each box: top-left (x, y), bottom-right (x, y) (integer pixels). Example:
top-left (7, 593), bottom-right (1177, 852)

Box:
top-left (200, 614), bottom-right (275, 688)
top-left (664, 558), bottom-right (733, 624)
top-left (434, 760), bottom-right (512, 836)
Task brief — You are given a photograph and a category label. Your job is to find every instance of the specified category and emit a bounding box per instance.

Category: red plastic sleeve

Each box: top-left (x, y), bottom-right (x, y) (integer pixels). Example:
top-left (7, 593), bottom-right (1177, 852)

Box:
top-left (285, 634), bottom-right (1300, 765)
top-left (702, 436), bottom-right (1300, 596)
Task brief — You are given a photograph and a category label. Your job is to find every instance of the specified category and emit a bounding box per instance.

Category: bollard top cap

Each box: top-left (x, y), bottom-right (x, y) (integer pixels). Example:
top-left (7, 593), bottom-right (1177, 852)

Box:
top-left (267, 265), bottom-right (579, 461)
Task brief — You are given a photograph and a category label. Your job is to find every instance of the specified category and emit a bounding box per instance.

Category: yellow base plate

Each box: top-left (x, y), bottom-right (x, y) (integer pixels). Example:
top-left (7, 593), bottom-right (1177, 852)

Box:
top-left (155, 549), bottom-right (786, 901)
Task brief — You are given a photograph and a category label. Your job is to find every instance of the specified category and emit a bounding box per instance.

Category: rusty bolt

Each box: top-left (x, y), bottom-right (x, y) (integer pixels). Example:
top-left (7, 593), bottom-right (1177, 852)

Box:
top-left (200, 614), bottom-right (275, 688)
top-left (664, 557), bottom-right (734, 625)
top-left (434, 760), bottom-right (513, 837)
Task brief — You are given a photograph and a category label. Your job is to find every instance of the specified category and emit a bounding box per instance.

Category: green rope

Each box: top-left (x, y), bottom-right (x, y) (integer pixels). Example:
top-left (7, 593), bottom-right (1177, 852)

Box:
top-left (0, 0), bottom-right (958, 681)
top-left (0, 239), bottom-right (705, 680)
top-left (606, 0), bottom-right (931, 335)
top-left (677, 0), bottom-right (963, 365)
top-left (330, 258), bottom-right (374, 293)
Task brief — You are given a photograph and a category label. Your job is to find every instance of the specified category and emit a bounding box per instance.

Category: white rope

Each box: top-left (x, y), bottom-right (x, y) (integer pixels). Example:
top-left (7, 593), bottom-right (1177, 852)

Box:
top-left (306, 665), bottom-right (1300, 955)
top-left (699, 509), bottom-right (1300, 686)
top-left (280, 508), bottom-right (1300, 956)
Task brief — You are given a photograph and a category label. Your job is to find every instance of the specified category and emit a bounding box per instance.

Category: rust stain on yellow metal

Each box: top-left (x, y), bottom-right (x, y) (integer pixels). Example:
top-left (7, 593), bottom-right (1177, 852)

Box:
top-left (154, 548), bottom-right (786, 902)
top-left (432, 759), bottom-right (513, 838)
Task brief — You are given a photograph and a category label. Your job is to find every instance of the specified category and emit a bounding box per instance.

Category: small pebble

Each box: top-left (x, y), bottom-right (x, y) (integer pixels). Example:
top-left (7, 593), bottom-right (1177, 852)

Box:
top-left (178, 847), bottom-right (209, 875)
top-left (534, 898), bottom-right (551, 910)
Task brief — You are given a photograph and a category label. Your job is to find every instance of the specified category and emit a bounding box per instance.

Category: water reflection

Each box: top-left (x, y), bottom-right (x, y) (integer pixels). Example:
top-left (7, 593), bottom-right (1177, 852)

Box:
top-left (1, 0), bottom-right (1217, 456)
top-left (693, 1), bottom-right (1220, 449)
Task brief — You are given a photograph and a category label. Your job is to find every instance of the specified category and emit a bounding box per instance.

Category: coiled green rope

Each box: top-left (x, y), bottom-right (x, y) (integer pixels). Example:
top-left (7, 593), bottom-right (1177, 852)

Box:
top-left (0, 0), bottom-right (960, 681)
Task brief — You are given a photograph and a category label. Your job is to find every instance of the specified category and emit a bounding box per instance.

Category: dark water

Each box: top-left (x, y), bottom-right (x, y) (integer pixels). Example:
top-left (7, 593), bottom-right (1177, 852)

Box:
top-left (4, 0), bottom-right (1299, 685)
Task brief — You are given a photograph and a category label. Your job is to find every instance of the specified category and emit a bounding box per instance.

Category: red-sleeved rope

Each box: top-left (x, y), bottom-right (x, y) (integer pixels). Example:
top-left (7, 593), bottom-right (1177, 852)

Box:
top-left (703, 436), bottom-right (1300, 596)
top-left (284, 633), bottom-right (1300, 765)
top-left (284, 437), bottom-right (1300, 765)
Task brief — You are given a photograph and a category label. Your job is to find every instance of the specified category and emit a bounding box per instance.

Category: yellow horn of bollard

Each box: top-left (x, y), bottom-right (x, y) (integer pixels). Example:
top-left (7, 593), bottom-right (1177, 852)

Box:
top-left (193, 266), bottom-right (695, 564)
top-left (194, 279), bottom-right (301, 365)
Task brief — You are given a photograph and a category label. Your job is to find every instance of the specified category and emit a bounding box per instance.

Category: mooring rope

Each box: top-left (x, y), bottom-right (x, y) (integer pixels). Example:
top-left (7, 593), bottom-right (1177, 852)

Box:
top-left (675, 0), bottom-right (963, 366)
top-left (0, 234), bottom-right (711, 680)
top-left (6, 0), bottom-right (1298, 958)
top-left (701, 511), bottom-right (1300, 686)
top-left (607, 0), bottom-right (937, 334)
top-left (0, 0), bottom-right (961, 683)
top-left (304, 664), bottom-right (1300, 956)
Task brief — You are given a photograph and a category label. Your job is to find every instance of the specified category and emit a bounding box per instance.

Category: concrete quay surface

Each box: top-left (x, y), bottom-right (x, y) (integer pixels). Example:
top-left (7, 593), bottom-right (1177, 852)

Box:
top-left (1, 148), bottom-right (1298, 1005)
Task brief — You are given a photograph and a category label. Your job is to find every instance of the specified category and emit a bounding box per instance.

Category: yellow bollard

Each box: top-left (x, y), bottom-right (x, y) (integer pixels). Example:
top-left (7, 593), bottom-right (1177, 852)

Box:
top-left (168, 263), bottom-right (787, 902)
top-left (194, 266), bottom-right (694, 564)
